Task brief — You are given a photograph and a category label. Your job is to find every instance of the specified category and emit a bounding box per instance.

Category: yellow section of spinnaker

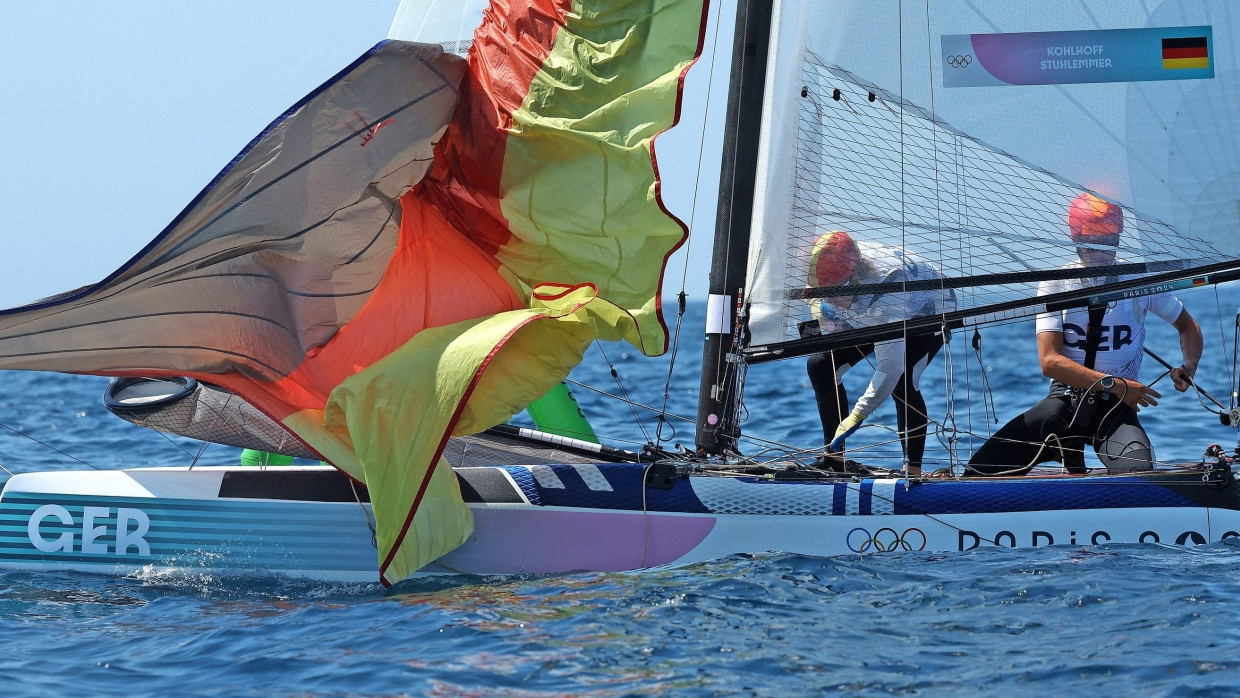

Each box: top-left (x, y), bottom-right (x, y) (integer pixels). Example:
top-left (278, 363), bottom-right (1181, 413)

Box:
top-left (322, 285), bottom-right (633, 583)
top-left (341, 0), bottom-right (705, 582)
top-left (497, 0), bottom-right (705, 356)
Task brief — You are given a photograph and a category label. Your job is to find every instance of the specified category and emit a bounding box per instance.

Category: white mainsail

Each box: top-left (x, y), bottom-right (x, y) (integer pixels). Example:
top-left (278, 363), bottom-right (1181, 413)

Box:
top-left (388, 0), bottom-right (486, 52)
top-left (748, 0), bottom-right (1240, 347)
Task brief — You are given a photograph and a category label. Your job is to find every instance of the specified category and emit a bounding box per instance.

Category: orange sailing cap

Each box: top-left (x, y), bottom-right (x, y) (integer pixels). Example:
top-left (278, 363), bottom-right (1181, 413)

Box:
top-left (809, 231), bottom-right (860, 287)
top-left (1068, 192), bottom-right (1122, 246)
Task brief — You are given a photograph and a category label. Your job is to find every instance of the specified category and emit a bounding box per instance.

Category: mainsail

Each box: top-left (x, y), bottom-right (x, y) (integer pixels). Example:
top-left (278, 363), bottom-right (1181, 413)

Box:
top-left (744, 0), bottom-right (1240, 360)
top-left (0, 0), bottom-right (709, 584)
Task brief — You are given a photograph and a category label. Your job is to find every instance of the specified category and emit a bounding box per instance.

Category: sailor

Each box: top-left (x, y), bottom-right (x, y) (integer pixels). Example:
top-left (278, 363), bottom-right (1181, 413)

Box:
top-left (967, 193), bottom-right (1204, 476)
top-left (805, 230), bottom-right (954, 477)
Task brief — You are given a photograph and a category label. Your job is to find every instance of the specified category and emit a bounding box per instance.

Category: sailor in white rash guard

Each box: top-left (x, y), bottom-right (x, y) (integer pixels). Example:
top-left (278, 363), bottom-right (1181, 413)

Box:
top-left (804, 231), bottom-right (955, 477)
top-left (968, 193), bottom-right (1203, 476)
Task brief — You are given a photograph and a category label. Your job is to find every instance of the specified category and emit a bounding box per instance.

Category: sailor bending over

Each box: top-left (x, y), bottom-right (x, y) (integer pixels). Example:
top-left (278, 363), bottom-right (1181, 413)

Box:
top-left (967, 193), bottom-right (1203, 476)
top-left (805, 231), bottom-right (954, 477)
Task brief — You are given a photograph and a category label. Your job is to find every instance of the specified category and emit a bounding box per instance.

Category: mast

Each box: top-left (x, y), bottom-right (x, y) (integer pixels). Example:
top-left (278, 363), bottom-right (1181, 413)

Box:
top-left (694, 0), bottom-right (773, 456)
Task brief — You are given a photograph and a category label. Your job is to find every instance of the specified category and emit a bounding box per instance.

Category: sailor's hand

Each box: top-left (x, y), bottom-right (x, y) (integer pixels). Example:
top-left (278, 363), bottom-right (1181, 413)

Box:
top-left (828, 409), bottom-right (866, 452)
top-left (1115, 378), bottom-right (1160, 410)
top-left (1170, 363), bottom-right (1196, 392)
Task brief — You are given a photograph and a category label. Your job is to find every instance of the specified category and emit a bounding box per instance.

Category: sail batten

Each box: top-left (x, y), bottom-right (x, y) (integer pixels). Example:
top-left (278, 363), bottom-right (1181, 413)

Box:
top-left (749, 258), bottom-right (1240, 362)
top-left (789, 260), bottom-right (1210, 301)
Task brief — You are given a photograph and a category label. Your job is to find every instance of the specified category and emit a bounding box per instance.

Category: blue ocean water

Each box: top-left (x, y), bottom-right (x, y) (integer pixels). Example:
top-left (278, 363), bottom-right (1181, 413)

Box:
top-left (3, 288), bottom-right (1240, 696)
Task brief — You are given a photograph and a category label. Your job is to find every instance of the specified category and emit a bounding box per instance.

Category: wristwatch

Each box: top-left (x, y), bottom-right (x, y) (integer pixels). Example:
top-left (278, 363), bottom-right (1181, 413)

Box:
top-left (1099, 374), bottom-right (1115, 398)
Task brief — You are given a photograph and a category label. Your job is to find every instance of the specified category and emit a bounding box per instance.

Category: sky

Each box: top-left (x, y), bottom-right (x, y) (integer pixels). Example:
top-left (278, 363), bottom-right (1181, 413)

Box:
top-left (0, 1), bottom-right (721, 310)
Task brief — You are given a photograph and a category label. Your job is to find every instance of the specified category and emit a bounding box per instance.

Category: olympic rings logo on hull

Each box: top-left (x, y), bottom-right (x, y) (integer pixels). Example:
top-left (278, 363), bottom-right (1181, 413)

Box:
top-left (847, 526), bottom-right (926, 553)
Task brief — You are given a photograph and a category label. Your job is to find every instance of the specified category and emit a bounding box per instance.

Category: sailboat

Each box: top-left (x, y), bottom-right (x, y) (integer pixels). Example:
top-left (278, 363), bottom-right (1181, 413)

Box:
top-left (2, 0), bottom-right (1240, 585)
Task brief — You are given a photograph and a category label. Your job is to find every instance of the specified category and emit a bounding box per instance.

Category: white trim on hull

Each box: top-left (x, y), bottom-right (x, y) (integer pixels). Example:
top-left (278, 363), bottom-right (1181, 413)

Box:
top-left (1, 464), bottom-right (1236, 582)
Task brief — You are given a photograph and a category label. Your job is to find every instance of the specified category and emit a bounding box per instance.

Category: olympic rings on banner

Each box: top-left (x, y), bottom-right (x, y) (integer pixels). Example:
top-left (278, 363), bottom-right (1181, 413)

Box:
top-left (847, 526), bottom-right (927, 553)
top-left (947, 54), bottom-right (973, 69)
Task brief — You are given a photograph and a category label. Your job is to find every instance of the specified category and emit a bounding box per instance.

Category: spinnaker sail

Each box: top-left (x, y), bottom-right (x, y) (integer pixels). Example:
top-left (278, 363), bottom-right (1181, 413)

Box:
top-left (0, 0), bottom-right (709, 583)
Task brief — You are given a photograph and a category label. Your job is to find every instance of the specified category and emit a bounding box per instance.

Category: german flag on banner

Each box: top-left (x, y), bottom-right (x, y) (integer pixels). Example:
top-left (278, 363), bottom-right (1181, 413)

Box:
top-left (1162, 36), bottom-right (1210, 70)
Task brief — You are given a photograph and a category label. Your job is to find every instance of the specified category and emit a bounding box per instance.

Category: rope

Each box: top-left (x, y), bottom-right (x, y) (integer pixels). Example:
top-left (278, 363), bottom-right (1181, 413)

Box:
top-left (350, 479), bottom-right (378, 550)
top-left (655, 293), bottom-right (690, 448)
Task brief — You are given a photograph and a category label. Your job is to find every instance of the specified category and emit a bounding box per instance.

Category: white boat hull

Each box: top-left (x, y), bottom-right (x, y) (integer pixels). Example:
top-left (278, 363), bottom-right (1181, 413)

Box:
top-left (1, 464), bottom-right (1236, 582)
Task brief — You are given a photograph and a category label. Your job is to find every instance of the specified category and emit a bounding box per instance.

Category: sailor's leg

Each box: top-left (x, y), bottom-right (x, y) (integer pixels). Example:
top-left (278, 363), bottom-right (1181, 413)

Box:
top-left (966, 396), bottom-right (1073, 476)
top-left (892, 377), bottom-right (928, 472)
top-left (1093, 406), bottom-right (1154, 472)
top-left (806, 346), bottom-right (869, 447)
top-left (1054, 398), bottom-right (1090, 474)
top-left (896, 333), bottom-right (948, 473)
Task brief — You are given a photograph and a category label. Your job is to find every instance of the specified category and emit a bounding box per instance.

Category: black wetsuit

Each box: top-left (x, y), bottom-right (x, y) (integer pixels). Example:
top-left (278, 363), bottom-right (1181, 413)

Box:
top-left (966, 381), bottom-right (1153, 475)
top-left (807, 330), bottom-right (947, 470)
top-left (806, 244), bottom-right (953, 470)
top-left (966, 274), bottom-right (1182, 476)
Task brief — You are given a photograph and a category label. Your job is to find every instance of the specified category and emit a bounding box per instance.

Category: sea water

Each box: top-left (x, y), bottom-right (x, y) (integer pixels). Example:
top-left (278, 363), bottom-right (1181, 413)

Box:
top-left (3, 288), bottom-right (1240, 696)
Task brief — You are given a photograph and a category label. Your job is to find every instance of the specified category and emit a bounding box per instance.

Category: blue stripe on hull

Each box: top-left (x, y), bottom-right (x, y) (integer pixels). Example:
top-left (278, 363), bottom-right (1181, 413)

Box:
top-left (493, 466), bottom-right (1224, 516)
top-left (894, 476), bottom-right (1205, 514)
top-left (858, 481), bottom-right (874, 515)
top-left (504, 464), bottom-right (711, 513)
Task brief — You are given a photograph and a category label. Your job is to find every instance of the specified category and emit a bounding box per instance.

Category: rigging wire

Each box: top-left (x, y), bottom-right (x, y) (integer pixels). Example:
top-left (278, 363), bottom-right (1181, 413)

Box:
top-left (1233, 305), bottom-right (1240, 416)
top-left (562, 358), bottom-right (734, 457)
top-left (937, 328), bottom-right (961, 469)
top-left (1213, 287), bottom-right (1231, 389)
top-left (670, 0), bottom-right (724, 297)
top-left (590, 341), bottom-right (655, 446)
top-left (0, 422), bottom-right (100, 471)
top-left (565, 377), bottom-right (696, 425)
top-left (350, 479), bottom-right (378, 549)
top-left (897, 0), bottom-right (906, 474)
top-left (1209, 287), bottom-right (1240, 418)
top-left (1233, 298), bottom-right (1240, 456)
top-left (655, 292), bottom-right (690, 448)
top-left (187, 389), bottom-right (243, 471)
top-left (648, 0), bottom-right (721, 456)
top-left (970, 328), bottom-right (998, 427)
top-left (962, 331), bottom-right (976, 465)
top-left (1142, 344), bottom-right (1230, 417)
top-left (923, 0), bottom-right (957, 475)
top-left (150, 428), bottom-right (202, 460)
